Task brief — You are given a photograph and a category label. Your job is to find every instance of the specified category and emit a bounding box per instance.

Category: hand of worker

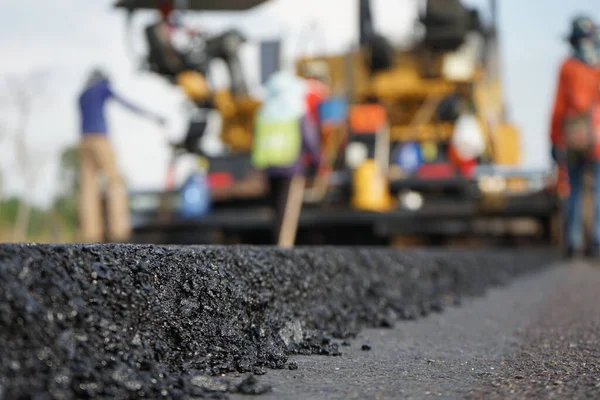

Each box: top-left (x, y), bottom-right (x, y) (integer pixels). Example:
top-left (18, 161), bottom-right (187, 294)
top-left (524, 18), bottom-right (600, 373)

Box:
top-left (551, 145), bottom-right (560, 163)
top-left (156, 116), bottom-right (167, 127)
top-left (185, 26), bottom-right (199, 37)
top-left (316, 155), bottom-right (329, 175)
top-left (319, 154), bottom-right (328, 170)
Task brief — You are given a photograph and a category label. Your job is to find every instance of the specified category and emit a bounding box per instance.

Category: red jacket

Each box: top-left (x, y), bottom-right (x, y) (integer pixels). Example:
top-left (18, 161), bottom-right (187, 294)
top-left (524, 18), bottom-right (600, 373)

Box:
top-left (305, 79), bottom-right (330, 125)
top-left (550, 57), bottom-right (600, 146)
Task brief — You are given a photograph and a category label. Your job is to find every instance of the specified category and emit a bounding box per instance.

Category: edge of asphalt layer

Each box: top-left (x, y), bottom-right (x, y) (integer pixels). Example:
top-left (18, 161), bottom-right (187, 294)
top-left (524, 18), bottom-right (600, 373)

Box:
top-left (228, 264), bottom-right (572, 400)
top-left (0, 244), bottom-right (559, 399)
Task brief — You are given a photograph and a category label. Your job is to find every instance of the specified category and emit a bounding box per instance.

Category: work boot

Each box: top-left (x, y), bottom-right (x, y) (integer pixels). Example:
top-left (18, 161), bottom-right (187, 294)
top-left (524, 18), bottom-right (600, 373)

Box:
top-left (564, 246), bottom-right (576, 260)
top-left (585, 245), bottom-right (600, 259)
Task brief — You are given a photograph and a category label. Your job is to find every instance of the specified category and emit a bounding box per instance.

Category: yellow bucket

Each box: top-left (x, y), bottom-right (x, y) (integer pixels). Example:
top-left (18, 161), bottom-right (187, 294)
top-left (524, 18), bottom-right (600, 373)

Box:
top-left (352, 159), bottom-right (394, 211)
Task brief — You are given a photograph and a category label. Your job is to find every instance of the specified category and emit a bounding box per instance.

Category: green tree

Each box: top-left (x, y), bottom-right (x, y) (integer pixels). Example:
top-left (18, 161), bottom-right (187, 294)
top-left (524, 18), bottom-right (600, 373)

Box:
top-left (0, 197), bottom-right (19, 228)
top-left (0, 171), bottom-right (3, 222)
top-left (52, 146), bottom-right (80, 236)
top-left (1, 70), bottom-right (53, 241)
top-left (57, 146), bottom-right (80, 197)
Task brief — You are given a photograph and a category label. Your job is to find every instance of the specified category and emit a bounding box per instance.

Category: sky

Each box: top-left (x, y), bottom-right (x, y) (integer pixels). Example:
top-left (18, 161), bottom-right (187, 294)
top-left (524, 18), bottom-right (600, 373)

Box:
top-left (0, 0), bottom-right (599, 207)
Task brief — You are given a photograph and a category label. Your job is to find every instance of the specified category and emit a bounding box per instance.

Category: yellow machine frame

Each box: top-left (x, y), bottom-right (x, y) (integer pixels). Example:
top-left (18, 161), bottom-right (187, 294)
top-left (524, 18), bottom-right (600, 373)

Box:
top-left (295, 44), bottom-right (522, 169)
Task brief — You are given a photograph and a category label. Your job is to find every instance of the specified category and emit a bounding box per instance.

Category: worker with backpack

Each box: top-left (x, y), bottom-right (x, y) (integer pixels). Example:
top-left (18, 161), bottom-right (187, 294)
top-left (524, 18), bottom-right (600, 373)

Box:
top-left (550, 15), bottom-right (600, 258)
top-left (252, 71), bottom-right (322, 247)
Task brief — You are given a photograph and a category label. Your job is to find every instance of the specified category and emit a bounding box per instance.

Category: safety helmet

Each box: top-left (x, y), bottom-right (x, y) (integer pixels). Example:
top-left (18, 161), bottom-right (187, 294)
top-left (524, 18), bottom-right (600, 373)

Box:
top-left (265, 70), bottom-right (307, 99)
top-left (89, 68), bottom-right (108, 81)
top-left (157, 0), bottom-right (175, 19)
top-left (566, 15), bottom-right (598, 46)
top-left (84, 67), bottom-right (109, 88)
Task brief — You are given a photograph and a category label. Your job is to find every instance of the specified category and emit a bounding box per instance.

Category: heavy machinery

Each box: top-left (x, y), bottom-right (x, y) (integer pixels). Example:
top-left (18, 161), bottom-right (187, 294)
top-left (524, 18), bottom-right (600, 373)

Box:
top-left (293, 0), bottom-right (559, 244)
top-left (115, 0), bottom-right (271, 238)
top-left (116, 0), bottom-right (559, 246)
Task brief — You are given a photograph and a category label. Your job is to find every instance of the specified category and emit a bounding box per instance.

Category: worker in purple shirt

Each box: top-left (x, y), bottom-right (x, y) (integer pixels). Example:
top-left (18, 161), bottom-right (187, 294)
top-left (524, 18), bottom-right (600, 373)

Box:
top-left (77, 68), bottom-right (165, 243)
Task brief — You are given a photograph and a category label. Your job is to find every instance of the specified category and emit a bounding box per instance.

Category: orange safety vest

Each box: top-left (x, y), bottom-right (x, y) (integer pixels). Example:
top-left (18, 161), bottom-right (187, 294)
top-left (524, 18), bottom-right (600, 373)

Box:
top-left (550, 58), bottom-right (600, 198)
top-left (550, 57), bottom-right (600, 148)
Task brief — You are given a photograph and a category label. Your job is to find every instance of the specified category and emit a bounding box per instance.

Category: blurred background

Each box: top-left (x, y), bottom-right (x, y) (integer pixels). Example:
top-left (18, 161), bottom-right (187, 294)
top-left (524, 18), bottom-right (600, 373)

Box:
top-left (0, 0), bottom-right (598, 245)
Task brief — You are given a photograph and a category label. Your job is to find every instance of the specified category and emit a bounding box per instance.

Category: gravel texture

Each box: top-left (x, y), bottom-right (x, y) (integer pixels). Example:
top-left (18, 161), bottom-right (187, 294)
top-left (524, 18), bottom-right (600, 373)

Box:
top-left (470, 261), bottom-right (600, 399)
top-left (229, 264), bottom-right (568, 400)
top-left (0, 244), bottom-right (557, 399)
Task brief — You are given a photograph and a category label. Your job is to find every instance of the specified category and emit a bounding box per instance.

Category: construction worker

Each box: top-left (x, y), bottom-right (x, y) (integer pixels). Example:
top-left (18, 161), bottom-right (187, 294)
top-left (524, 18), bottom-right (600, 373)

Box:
top-left (252, 71), bottom-right (322, 246)
top-left (147, 0), bottom-right (239, 155)
top-left (77, 68), bottom-right (165, 243)
top-left (302, 61), bottom-right (332, 126)
top-left (148, 0), bottom-right (235, 93)
top-left (550, 15), bottom-right (600, 258)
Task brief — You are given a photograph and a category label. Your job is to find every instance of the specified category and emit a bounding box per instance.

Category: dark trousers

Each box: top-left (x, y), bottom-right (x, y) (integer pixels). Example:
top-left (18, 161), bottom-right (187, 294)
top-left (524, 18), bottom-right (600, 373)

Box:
top-left (268, 176), bottom-right (293, 244)
top-left (563, 157), bottom-right (600, 250)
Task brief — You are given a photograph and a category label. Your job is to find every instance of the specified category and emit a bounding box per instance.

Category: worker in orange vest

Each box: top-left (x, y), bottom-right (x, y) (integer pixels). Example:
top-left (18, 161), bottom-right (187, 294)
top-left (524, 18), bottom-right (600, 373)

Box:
top-left (550, 15), bottom-right (600, 258)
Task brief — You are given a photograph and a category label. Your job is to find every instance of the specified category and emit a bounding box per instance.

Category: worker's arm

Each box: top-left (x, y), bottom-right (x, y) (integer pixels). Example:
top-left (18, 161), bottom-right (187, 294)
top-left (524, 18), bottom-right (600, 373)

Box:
top-left (183, 26), bottom-right (199, 37)
top-left (106, 83), bottom-right (165, 125)
top-left (300, 115), bottom-right (322, 167)
top-left (550, 61), bottom-right (568, 147)
top-left (168, 15), bottom-right (198, 37)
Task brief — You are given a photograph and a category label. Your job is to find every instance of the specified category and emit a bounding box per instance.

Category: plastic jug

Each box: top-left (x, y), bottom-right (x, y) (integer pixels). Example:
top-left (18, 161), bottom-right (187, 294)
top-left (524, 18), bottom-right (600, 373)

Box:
top-left (352, 159), bottom-right (394, 212)
top-left (451, 113), bottom-right (485, 161)
top-left (179, 171), bottom-right (211, 219)
top-left (394, 141), bottom-right (423, 174)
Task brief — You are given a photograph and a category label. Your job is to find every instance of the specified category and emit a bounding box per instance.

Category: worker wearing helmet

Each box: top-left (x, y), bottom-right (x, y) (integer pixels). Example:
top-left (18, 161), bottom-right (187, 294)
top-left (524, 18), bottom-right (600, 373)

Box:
top-left (155, 0), bottom-right (204, 70)
top-left (550, 15), bottom-right (600, 258)
top-left (302, 61), bottom-right (332, 126)
top-left (252, 71), bottom-right (322, 245)
top-left (77, 68), bottom-right (165, 243)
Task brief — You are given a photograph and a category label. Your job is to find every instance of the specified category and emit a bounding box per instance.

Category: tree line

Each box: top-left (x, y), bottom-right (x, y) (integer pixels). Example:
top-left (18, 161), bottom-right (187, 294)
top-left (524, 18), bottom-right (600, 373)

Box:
top-left (0, 71), bottom-right (80, 243)
top-left (0, 146), bottom-right (79, 243)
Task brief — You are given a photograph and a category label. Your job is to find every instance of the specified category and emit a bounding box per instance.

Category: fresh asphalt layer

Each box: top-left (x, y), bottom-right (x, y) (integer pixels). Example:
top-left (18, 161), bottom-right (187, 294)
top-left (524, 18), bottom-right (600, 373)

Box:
top-left (0, 244), bottom-right (577, 399)
top-left (231, 262), bottom-right (600, 400)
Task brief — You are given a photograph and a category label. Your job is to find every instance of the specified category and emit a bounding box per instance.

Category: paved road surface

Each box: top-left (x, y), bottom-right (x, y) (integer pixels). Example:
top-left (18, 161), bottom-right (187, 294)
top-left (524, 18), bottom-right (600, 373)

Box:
top-left (231, 261), bottom-right (600, 400)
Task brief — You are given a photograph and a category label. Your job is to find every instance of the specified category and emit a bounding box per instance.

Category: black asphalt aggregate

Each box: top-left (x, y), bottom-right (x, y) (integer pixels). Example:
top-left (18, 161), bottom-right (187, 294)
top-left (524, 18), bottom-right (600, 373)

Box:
top-left (471, 260), bottom-right (600, 399)
top-left (0, 244), bottom-right (557, 399)
top-left (230, 262), bottom-right (600, 400)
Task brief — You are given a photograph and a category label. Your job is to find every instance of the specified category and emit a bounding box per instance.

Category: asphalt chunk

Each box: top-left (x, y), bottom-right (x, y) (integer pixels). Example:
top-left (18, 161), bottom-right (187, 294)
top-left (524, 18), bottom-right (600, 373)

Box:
top-left (0, 244), bottom-right (556, 399)
top-left (235, 375), bottom-right (271, 396)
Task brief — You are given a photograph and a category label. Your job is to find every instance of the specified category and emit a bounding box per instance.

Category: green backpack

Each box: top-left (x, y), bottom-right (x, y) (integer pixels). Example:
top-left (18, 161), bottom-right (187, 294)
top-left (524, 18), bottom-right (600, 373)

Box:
top-left (252, 118), bottom-right (302, 169)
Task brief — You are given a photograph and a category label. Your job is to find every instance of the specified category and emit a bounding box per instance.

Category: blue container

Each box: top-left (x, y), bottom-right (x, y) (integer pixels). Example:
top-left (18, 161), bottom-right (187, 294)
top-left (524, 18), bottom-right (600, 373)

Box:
top-left (318, 97), bottom-right (348, 125)
top-left (179, 172), bottom-right (211, 219)
top-left (394, 142), bottom-right (423, 174)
